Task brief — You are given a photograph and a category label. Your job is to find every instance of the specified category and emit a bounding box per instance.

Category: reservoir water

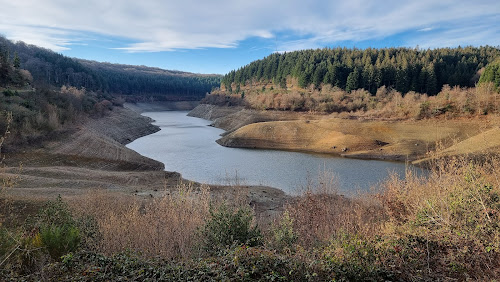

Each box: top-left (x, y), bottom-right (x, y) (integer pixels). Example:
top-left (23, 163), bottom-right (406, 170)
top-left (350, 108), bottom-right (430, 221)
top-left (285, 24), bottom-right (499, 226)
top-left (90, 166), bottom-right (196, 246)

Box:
top-left (127, 111), bottom-right (413, 194)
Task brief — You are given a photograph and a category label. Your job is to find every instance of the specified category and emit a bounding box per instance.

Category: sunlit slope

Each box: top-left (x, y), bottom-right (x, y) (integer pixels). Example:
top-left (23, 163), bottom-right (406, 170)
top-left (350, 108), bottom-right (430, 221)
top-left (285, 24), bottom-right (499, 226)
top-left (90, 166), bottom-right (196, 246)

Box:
top-left (217, 117), bottom-right (490, 161)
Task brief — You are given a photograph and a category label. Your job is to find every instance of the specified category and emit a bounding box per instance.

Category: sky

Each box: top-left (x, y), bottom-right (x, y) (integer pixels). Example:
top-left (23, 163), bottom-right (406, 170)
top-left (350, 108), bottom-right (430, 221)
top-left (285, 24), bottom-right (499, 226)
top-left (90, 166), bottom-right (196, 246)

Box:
top-left (0, 0), bottom-right (499, 75)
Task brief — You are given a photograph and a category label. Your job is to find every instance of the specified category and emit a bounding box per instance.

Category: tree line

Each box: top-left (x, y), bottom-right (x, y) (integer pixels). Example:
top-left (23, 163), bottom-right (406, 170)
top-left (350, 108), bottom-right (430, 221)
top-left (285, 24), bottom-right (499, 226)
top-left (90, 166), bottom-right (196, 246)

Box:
top-left (479, 58), bottom-right (500, 90)
top-left (79, 60), bottom-right (221, 101)
top-left (222, 47), bottom-right (500, 95)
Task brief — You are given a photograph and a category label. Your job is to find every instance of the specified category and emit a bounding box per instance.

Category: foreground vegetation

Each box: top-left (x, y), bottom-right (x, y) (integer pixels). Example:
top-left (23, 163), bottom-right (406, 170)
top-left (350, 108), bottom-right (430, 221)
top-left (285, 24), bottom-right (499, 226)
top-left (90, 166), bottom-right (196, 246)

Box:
top-left (1, 155), bottom-right (499, 280)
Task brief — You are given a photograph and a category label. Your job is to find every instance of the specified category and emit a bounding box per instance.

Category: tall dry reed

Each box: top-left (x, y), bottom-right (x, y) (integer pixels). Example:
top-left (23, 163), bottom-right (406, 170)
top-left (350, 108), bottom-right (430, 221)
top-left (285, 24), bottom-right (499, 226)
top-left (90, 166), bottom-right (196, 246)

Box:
top-left (71, 183), bottom-right (211, 259)
top-left (284, 171), bottom-right (383, 248)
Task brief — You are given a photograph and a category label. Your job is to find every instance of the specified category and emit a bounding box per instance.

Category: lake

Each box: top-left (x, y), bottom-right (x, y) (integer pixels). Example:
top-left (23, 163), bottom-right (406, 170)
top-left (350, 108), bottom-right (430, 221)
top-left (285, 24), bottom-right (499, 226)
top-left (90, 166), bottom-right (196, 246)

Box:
top-left (127, 111), bottom-right (414, 194)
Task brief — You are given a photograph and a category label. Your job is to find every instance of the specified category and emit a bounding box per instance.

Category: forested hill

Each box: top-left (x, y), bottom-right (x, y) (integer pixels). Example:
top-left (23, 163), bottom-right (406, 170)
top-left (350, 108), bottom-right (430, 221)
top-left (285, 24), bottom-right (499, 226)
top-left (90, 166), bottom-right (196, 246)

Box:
top-left (0, 36), bottom-right (221, 100)
top-left (221, 47), bottom-right (500, 95)
top-left (79, 60), bottom-right (221, 101)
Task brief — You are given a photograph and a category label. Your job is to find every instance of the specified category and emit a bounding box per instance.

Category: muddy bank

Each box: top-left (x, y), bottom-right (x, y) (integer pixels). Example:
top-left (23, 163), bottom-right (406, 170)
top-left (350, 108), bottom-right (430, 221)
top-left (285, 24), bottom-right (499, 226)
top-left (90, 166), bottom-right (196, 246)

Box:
top-left (189, 104), bottom-right (499, 163)
top-left (45, 107), bottom-right (164, 171)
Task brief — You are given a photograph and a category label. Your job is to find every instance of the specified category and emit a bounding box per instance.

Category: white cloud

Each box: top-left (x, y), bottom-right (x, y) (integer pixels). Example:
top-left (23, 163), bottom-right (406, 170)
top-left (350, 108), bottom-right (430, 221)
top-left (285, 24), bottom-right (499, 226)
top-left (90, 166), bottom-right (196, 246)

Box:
top-left (0, 0), bottom-right (498, 52)
top-left (407, 21), bottom-right (500, 49)
top-left (418, 27), bottom-right (433, 32)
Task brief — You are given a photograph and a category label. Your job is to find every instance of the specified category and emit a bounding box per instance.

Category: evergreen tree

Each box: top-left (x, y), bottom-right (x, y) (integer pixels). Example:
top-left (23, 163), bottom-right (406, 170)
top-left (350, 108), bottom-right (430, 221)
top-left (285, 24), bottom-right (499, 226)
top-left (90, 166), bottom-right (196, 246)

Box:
top-left (426, 64), bottom-right (438, 95)
top-left (479, 59), bottom-right (500, 90)
top-left (312, 63), bottom-right (326, 88)
top-left (346, 68), bottom-right (360, 92)
top-left (13, 52), bottom-right (20, 68)
top-left (0, 46), bottom-right (9, 80)
top-left (219, 46), bottom-right (500, 95)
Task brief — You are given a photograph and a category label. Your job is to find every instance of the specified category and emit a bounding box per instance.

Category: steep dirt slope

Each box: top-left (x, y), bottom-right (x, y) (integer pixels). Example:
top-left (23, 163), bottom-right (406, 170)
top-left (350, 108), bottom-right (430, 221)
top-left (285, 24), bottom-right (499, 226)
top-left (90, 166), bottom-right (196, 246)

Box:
top-left (46, 107), bottom-right (163, 170)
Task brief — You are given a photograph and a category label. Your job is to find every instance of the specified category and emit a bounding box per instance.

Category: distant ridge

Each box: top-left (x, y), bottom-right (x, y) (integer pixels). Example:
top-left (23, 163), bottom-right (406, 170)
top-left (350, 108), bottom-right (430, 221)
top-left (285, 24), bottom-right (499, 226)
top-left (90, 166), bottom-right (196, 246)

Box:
top-left (0, 36), bottom-right (221, 101)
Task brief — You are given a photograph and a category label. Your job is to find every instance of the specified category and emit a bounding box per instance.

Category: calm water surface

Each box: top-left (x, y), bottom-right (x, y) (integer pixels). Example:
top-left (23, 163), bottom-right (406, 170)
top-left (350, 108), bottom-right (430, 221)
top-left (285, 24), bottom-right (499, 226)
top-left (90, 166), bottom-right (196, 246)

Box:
top-left (127, 111), bottom-right (414, 194)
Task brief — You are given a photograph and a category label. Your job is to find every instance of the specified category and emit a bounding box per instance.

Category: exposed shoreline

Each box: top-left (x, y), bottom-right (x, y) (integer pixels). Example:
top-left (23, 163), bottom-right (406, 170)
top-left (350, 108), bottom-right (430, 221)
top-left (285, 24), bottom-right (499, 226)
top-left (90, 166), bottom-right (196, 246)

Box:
top-left (7, 101), bottom-right (499, 223)
top-left (4, 102), bottom-right (287, 220)
top-left (188, 104), bottom-right (500, 164)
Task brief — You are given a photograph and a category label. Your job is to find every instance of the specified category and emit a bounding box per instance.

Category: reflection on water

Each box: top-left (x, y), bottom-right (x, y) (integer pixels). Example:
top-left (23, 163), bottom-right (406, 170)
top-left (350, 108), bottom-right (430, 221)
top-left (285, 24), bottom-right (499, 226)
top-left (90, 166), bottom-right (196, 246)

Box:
top-left (127, 111), bottom-right (419, 194)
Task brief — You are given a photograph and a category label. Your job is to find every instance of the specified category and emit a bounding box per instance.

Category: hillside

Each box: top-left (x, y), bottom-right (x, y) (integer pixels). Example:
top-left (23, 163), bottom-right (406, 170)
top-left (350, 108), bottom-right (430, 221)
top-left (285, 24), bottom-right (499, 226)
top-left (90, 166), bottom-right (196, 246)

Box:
top-left (0, 36), bottom-right (220, 101)
top-left (79, 60), bottom-right (221, 101)
top-left (0, 36), bottom-right (220, 149)
top-left (221, 47), bottom-right (500, 95)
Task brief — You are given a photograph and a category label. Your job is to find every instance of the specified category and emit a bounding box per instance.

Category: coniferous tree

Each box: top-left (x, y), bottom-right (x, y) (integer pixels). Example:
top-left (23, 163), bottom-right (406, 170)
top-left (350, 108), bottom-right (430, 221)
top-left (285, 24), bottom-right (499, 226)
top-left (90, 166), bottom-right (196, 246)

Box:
top-left (13, 52), bottom-right (20, 68)
top-left (346, 68), bottom-right (360, 92)
top-left (479, 59), bottom-right (500, 90)
top-left (219, 46), bottom-right (499, 95)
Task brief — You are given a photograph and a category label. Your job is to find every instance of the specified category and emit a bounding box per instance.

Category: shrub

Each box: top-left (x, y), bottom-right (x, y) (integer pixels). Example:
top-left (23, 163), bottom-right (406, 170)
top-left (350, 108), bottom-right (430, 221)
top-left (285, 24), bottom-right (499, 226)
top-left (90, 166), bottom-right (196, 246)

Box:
top-left (379, 158), bottom-right (500, 279)
top-left (272, 210), bottom-right (297, 251)
top-left (2, 89), bottom-right (17, 97)
top-left (32, 195), bottom-right (81, 260)
top-left (40, 224), bottom-right (80, 260)
top-left (322, 233), bottom-right (393, 281)
top-left (199, 203), bottom-right (262, 255)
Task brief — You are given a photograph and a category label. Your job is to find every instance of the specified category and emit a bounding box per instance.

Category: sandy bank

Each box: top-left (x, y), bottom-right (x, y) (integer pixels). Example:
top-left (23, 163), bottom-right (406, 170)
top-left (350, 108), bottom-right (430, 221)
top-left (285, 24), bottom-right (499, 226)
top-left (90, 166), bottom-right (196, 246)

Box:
top-left (189, 104), bottom-right (500, 163)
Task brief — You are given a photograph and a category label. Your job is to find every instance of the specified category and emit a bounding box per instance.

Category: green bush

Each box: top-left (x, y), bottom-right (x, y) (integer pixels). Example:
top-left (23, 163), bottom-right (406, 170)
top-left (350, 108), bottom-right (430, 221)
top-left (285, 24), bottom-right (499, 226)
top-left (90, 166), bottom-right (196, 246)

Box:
top-left (199, 203), bottom-right (262, 255)
top-left (322, 233), bottom-right (393, 281)
top-left (40, 224), bottom-right (80, 260)
top-left (2, 89), bottom-right (17, 97)
top-left (33, 195), bottom-right (81, 260)
top-left (272, 210), bottom-right (297, 251)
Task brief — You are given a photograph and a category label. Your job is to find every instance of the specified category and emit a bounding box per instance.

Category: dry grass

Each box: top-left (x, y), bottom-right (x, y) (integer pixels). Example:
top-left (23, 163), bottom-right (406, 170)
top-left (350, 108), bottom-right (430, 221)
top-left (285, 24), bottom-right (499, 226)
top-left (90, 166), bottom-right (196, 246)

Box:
top-left (284, 172), bottom-right (384, 248)
top-left (70, 183), bottom-right (211, 259)
top-left (212, 82), bottom-right (500, 119)
top-left (267, 156), bottom-right (500, 279)
top-left (376, 157), bottom-right (500, 278)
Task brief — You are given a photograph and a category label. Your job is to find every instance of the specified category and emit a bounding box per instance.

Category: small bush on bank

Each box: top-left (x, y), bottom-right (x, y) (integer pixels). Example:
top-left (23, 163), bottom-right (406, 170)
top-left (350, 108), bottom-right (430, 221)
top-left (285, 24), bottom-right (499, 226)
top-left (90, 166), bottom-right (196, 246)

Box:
top-left (271, 210), bottom-right (297, 251)
top-left (199, 203), bottom-right (262, 255)
top-left (40, 224), bottom-right (80, 260)
top-left (31, 195), bottom-right (81, 261)
top-left (0, 196), bottom-right (80, 275)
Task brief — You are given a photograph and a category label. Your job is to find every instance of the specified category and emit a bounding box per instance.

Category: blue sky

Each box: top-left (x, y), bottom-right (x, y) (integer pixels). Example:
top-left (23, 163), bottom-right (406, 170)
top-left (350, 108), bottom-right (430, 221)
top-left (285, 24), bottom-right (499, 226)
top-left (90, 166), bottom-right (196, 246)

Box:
top-left (0, 0), bottom-right (499, 75)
